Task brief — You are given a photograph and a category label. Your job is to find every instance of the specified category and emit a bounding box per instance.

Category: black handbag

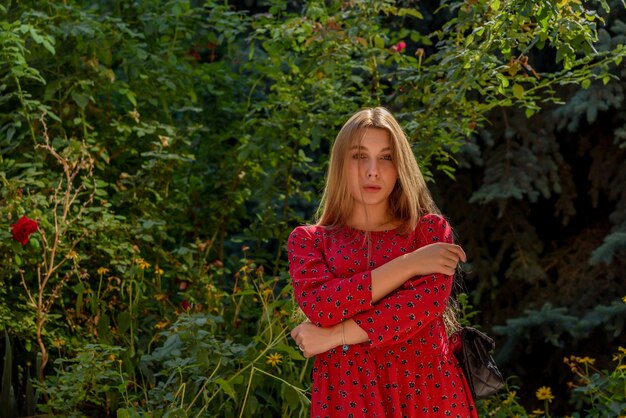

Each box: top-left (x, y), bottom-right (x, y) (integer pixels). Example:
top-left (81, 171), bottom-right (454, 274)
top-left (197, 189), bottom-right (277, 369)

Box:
top-left (450, 326), bottom-right (505, 400)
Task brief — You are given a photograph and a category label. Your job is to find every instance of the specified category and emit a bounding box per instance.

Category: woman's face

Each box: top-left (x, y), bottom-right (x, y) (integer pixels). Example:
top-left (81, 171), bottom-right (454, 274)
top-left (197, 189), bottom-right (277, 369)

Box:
top-left (345, 128), bottom-right (398, 213)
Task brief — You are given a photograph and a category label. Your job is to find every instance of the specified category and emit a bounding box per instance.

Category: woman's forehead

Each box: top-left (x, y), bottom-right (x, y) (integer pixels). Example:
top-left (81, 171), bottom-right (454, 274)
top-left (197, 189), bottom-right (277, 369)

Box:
top-left (349, 128), bottom-right (392, 148)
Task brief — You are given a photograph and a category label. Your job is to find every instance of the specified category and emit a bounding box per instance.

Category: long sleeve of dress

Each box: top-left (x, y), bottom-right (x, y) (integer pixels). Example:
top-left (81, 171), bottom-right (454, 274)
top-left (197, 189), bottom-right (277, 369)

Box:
top-left (351, 214), bottom-right (455, 348)
top-left (288, 226), bottom-right (374, 327)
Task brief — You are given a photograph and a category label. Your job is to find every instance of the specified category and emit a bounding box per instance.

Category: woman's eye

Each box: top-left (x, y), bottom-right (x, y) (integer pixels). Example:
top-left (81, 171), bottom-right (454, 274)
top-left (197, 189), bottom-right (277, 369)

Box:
top-left (381, 155), bottom-right (393, 161)
top-left (352, 153), bottom-right (367, 159)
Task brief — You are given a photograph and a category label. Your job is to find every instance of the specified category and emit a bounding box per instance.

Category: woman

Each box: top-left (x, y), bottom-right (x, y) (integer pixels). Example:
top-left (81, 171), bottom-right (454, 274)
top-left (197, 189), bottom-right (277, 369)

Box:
top-left (288, 107), bottom-right (477, 417)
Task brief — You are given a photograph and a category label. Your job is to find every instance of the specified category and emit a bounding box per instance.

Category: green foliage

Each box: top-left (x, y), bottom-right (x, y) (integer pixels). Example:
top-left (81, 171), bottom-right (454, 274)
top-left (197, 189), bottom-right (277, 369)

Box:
top-left (475, 384), bottom-right (533, 417)
top-left (565, 348), bottom-right (626, 417)
top-left (1, 0), bottom-right (625, 416)
top-left (33, 261), bottom-right (308, 418)
top-left (493, 300), bottom-right (626, 359)
top-left (37, 344), bottom-right (129, 416)
top-left (2, 330), bottom-right (16, 418)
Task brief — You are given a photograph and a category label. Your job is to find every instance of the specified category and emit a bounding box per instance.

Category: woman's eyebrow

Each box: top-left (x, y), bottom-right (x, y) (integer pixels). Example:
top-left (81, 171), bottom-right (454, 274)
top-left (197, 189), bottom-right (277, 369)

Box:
top-left (349, 145), bottom-right (392, 152)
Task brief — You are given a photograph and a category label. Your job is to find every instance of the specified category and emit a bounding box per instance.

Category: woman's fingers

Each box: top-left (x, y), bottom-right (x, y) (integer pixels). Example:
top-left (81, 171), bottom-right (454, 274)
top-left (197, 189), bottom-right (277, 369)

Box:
top-left (455, 245), bottom-right (467, 262)
top-left (443, 243), bottom-right (466, 263)
top-left (290, 323), bottom-right (310, 352)
top-left (433, 243), bottom-right (465, 264)
top-left (290, 322), bottom-right (338, 358)
top-left (412, 242), bottom-right (467, 276)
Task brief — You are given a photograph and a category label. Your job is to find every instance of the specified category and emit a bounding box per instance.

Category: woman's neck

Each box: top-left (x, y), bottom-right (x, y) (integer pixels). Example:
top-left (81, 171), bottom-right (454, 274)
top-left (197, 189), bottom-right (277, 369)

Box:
top-left (347, 205), bottom-right (398, 231)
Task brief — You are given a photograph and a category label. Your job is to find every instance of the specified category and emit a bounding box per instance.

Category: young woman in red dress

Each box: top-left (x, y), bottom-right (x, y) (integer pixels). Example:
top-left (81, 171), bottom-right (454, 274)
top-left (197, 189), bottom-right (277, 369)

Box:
top-left (288, 107), bottom-right (478, 417)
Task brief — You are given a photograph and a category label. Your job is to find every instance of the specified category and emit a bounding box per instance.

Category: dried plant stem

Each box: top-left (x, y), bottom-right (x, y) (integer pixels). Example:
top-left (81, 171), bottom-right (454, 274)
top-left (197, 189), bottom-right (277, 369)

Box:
top-left (21, 114), bottom-right (97, 383)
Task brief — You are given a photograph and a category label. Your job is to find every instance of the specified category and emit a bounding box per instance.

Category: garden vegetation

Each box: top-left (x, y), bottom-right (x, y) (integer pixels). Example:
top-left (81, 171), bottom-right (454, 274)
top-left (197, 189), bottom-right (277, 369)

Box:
top-left (1, 0), bottom-right (625, 416)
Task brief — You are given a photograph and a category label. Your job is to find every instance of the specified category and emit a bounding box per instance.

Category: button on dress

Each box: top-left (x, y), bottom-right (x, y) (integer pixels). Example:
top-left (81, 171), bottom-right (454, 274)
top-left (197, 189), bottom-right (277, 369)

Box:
top-left (288, 214), bottom-right (477, 418)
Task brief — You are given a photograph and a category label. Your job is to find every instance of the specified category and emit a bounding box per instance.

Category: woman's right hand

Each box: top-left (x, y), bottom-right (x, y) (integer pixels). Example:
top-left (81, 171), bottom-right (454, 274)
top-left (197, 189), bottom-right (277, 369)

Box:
top-left (291, 321), bottom-right (342, 358)
top-left (408, 242), bottom-right (466, 277)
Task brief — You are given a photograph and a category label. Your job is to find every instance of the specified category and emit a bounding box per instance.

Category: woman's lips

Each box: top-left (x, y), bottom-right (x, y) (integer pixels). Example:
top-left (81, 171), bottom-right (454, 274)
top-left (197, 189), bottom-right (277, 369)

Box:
top-left (363, 185), bottom-right (381, 192)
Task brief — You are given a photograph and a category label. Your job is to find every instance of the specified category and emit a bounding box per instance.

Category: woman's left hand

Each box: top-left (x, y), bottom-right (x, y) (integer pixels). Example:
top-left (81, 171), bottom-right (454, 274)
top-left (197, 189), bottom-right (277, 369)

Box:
top-left (290, 321), bottom-right (341, 358)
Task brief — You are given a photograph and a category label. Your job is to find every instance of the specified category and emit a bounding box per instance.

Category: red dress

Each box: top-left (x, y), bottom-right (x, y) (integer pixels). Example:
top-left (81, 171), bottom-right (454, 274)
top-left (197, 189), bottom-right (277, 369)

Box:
top-left (288, 214), bottom-right (477, 418)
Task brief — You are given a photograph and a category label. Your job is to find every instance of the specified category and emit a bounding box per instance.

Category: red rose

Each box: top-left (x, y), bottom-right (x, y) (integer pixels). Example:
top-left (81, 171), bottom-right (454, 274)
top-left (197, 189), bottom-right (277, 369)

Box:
top-left (11, 216), bottom-right (39, 245)
top-left (391, 41), bottom-right (407, 53)
top-left (181, 300), bottom-right (191, 311)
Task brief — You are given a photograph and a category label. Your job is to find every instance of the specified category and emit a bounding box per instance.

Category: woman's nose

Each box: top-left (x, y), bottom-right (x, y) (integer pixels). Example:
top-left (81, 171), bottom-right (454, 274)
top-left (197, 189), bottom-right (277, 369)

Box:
top-left (365, 161), bottom-right (379, 178)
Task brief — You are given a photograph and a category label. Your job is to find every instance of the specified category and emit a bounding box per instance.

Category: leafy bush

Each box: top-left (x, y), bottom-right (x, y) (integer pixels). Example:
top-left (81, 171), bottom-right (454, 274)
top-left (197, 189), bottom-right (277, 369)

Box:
top-left (1, 0), bottom-right (625, 416)
top-left (37, 344), bottom-right (130, 416)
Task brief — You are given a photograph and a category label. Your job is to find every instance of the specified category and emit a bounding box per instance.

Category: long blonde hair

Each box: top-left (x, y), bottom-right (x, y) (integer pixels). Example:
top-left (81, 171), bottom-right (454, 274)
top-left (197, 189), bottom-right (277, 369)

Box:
top-left (316, 107), bottom-right (438, 232)
top-left (315, 106), bottom-right (461, 334)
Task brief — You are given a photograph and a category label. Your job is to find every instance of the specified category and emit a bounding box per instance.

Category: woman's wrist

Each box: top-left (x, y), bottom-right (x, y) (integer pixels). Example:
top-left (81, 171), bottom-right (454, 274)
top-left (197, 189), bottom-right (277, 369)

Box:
top-left (331, 323), bottom-right (343, 349)
top-left (398, 252), bottom-right (418, 277)
top-left (371, 253), bottom-right (417, 302)
top-left (342, 319), bottom-right (369, 346)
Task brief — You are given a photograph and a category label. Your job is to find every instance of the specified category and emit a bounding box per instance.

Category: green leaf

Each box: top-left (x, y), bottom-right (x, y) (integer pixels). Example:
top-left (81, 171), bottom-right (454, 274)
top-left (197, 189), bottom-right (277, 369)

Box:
top-left (11, 241), bottom-right (23, 253)
top-left (512, 84), bottom-right (524, 99)
top-left (214, 377), bottom-right (237, 400)
top-left (398, 8), bottom-right (423, 19)
top-left (28, 237), bottom-right (40, 250)
top-left (28, 27), bottom-right (43, 44)
top-left (163, 408), bottom-right (188, 418)
top-left (98, 313), bottom-right (112, 344)
top-left (373, 35), bottom-right (385, 49)
top-left (74, 282), bottom-right (85, 314)
top-left (496, 73), bottom-right (509, 88)
top-left (556, 44), bottom-right (575, 65)
top-left (71, 90), bottom-right (90, 109)
top-left (41, 37), bottom-right (56, 55)
top-left (117, 408), bottom-right (135, 418)
top-left (117, 311), bottom-right (132, 334)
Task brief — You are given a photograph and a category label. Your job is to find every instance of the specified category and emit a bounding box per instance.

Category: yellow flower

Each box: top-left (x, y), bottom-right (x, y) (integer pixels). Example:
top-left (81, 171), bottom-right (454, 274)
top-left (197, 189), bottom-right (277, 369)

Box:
top-left (155, 320), bottom-right (170, 330)
top-left (266, 353), bottom-right (283, 367)
top-left (107, 354), bottom-right (116, 361)
top-left (136, 257), bottom-right (151, 270)
top-left (503, 390), bottom-right (517, 405)
top-left (129, 109), bottom-right (140, 123)
top-left (97, 267), bottom-right (110, 276)
top-left (576, 356), bottom-right (595, 366)
top-left (617, 365), bottom-right (626, 371)
top-left (536, 386), bottom-right (555, 402)
top-left (67, 250), bottom-right (79, 260)
top-left (619, 346), bottom-right (626, 354)
top-left (622, 296), bottom-right (626, 303)
top-left (154, 265), bottom-right (164, 276)
top-left (51, 337), bottom-right (65, 348)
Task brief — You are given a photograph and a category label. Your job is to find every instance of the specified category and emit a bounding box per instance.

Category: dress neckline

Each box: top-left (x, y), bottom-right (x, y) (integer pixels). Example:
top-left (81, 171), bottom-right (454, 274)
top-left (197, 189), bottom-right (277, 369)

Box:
top-left (345, 225), bottom-right (399, 234)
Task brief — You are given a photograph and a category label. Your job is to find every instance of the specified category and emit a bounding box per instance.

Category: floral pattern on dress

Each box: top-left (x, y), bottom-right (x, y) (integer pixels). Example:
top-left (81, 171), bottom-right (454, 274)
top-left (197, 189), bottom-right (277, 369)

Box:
top-left (288, 214), bottom-right (477, 418)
